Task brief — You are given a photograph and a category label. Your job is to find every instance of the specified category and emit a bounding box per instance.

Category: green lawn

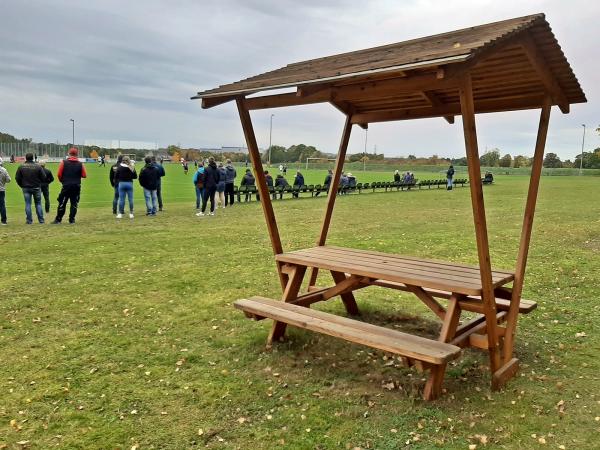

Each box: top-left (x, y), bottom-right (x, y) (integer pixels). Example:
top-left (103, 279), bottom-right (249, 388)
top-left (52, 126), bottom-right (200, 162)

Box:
top-left (0, 162), bottom-right (599, 449)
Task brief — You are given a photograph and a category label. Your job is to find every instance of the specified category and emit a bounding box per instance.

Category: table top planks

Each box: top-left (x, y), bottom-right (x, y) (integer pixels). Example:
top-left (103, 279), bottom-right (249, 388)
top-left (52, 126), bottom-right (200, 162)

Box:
top-left (276, 246), bottom-right (514, 296)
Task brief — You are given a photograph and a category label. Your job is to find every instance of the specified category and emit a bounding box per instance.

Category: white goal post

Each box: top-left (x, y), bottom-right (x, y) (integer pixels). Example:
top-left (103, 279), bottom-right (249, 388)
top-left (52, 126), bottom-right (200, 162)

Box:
top-left (305, 157), bottom-right (337, 170)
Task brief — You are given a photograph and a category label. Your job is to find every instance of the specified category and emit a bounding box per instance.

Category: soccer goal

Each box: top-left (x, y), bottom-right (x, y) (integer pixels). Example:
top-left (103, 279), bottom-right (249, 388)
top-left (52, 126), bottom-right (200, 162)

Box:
top-left (305, 157), bottom-right (337, 170)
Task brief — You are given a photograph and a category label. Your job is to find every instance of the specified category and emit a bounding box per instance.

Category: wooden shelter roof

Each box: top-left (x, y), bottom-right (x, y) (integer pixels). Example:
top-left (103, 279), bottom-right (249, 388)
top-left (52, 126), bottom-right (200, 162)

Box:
top-left (193, 13), bottom-right (585, 123)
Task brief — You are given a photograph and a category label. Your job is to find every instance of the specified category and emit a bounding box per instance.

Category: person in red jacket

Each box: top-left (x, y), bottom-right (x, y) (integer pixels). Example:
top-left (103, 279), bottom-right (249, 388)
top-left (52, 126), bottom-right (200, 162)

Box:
top-left (52, 148), bottom-right (87, 224)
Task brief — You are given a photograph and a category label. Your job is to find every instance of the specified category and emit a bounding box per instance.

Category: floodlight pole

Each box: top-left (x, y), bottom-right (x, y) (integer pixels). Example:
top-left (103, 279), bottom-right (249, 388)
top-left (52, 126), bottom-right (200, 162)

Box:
top-left (363, 128), bottom-right (368, 171)
top-left (70, 119), bottom-right (75, 148)
top-left (268, 114), bottom-right (274, 167)
top-left (579, 124), bottom-right (586, 175)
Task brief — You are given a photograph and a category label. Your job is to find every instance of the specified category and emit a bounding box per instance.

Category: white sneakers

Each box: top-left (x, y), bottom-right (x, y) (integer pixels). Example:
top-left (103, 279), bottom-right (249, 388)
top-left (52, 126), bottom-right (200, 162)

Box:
top-left (196, 212), bottom-right (205, 217)
top-left (129, 213), bottom-right (134, 219)
top-left (116, 214), bottom-right (122, 219)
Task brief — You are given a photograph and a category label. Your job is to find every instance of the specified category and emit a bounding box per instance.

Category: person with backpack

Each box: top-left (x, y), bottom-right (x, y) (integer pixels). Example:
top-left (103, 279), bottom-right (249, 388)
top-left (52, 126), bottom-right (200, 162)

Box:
top-left (192, 162), bottom-right (205, 210)
top-left (446, 164), bottom-right (455, 190)
top-left (223, 159), bottom-right (237, 207)
top-left (216, 162), bottom-right (227, 209)
top-left (197, 157), bottom-right (220, 216)
top-left (138, 156), bottom-right (160, 216)
top-left (115, 156), bottom-right (137, 219)
top-left (39, 162), bottom-right (54, 213)
top-left (0, 157), bottom-right (11, 225)
top-left (52, 147), bottom-right (87, 224)
top-left (109, 155), bottom-right (123, 214)
top-left (15, 153), bottom-right (47, 224)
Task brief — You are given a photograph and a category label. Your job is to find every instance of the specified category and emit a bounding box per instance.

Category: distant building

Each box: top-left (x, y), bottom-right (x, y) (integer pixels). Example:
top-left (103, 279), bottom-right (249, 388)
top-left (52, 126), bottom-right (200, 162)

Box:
top-left (84, 139), bottom-right (158, 150)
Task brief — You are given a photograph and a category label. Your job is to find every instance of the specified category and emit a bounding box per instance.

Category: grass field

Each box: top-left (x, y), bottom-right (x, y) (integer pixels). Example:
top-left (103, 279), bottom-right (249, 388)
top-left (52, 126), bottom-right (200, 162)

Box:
top-left (1, 162), bottom-right (599, 449)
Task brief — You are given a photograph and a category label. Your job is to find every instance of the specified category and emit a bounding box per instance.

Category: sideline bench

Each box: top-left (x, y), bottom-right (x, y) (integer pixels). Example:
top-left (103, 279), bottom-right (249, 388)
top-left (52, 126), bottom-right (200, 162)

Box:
top-left (235, 296), bottom-right (462, 400)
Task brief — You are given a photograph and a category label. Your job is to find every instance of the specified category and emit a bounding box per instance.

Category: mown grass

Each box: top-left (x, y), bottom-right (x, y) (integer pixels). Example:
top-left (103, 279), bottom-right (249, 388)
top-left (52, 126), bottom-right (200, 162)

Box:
top-left (0, 163), bottom-right (599, 449)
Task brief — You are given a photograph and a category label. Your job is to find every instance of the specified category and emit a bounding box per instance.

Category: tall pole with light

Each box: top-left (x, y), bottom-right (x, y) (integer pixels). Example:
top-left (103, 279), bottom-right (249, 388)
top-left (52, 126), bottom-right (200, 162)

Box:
top-left (363, 128), bottom-right (368, 171)
top-left (268, 114), bottom-right (274, 167)
top-left (579, 124), bottom-right (586, 175)
top-left (70, 119), bottom-right (75, 148)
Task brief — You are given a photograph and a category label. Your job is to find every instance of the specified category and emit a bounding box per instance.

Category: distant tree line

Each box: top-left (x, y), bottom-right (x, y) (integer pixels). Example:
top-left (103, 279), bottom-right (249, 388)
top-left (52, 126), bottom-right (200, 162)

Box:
top-left (476, 147), bottom-right (600, 169)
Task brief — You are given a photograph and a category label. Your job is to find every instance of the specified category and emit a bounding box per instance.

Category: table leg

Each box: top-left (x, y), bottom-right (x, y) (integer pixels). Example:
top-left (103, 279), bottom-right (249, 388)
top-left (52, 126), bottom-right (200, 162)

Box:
top-left (267, 265), bottom-right (307, 346)
top-left (330, 271), bottom-right (360, 316)
top-left (439, 294), bottom-right (462, 343)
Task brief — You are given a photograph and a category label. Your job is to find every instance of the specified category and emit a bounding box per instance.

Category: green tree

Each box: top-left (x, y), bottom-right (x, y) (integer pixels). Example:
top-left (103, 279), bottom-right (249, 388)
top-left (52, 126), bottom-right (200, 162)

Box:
top-left (479, 149), bottom-right (500, 167)
top-left (513, 155), bottom-right (529, 168)
top-left (543, 152), bottom-right (562, 168)
top-left (499, 153), bottom-right (512, 167)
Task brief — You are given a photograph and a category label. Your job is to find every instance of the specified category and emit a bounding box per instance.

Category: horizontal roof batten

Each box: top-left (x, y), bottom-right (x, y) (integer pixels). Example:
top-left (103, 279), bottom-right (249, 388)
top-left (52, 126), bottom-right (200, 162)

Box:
top-left (194, 54), bottom-right (470, 100)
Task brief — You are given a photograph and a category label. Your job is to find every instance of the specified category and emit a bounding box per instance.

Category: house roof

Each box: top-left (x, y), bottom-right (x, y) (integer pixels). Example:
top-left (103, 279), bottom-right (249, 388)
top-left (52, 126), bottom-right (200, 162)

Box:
top-left (193, 13), bottom-right (585, 122)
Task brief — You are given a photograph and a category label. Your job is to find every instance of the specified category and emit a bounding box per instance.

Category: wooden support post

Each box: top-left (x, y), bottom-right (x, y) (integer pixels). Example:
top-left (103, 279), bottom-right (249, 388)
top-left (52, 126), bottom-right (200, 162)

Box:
top-left (330, 271), bottom-right (360, 316)
top-left (423, 364), bottom-right (446, 401)
top-left (501, 98), bottom-right (552, 367)
top-left (267, 265), bottom-right (307, 346)
top-left (459, 74), bottom-right (501, 374)
top-left (236, 98), bottom-right (288, 290)
top-left (406, 285), bottom-right (446, 320)
top-left (307, 115), bottom-right (354, 287)
top-left (438, 294), bottom-right (462, 342)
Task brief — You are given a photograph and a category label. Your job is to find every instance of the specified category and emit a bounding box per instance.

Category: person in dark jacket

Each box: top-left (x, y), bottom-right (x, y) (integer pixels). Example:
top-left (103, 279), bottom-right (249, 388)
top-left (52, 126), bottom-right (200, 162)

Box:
top-left (115, 156), bottom-right (137, 219)
top-left (264, 170), bottom-right (276, 200)
top-left (293, 171), bottom-right (304, 198)
top-left (151, 156), bottom-right (166, 211)
top-left (446, 164), bottom-right (455, 190)
top-left (109, 155), bottom-right (123, 214)
top-left (39, 162), bottom-right (54, 213)
top-left (240, 169), bottom-right (255, 202)
top-left (197, 157), bottom-right (220, 216)
top-left (394, 170), bottom-right (401, 183)
top-left (139, 156), bottom-right (160, 216)
top-left (216, 162), bottom-right (227, 208)
top-left (223, 159), bottom-right (237, 206)
top-left (274, 174), bottom-right (288, 199)
top-left (52, 148), bottom-right (87, 224)
top-left (15, 152), bottom-right (46, 224)
top-left (316, 169), bottom-right (333, 197)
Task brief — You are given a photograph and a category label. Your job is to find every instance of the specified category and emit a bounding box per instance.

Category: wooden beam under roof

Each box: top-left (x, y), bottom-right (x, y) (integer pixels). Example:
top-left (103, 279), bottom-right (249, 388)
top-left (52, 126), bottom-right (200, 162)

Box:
top-left (420, 91), bottom-right (455, 124)
top-left (520, 34), bottom-right (570, 113)
top-left (329, 100), bottom-right (368, 129)
top-left (350, 94), bottom-right (546, 124)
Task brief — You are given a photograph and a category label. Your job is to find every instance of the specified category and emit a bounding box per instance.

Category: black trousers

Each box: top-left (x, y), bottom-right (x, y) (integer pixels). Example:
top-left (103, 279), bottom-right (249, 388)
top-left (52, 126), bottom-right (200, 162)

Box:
top-left (55, 184), bottom-right (81, 223)
top-left (41, 185), bottom-right (51, 213)
top-left (202, 186), bottom-right (216, 213)
top-left (224, 183), bottom-right (235, 206)
top-left (157, 182), bottom-right (163, 210)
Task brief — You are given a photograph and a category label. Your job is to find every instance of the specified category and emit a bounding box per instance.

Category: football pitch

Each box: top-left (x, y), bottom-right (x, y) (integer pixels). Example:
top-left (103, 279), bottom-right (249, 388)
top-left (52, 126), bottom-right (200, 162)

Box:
top-left (1, 163), bottom-right (599, 449)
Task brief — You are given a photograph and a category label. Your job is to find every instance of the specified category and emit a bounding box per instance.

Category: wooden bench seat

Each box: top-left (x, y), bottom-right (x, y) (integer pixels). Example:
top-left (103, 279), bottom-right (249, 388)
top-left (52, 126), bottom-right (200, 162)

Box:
top-left (235, 296), bottom-right (462, 399)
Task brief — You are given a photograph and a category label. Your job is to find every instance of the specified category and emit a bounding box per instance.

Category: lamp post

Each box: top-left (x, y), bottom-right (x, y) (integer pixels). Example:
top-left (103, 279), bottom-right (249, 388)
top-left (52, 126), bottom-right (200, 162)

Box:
top-left (579, 124), bottom-right (586, 175)
top-left (70, 119), bottom-right (75, 148)
top-left (363, 128), bottom-right (368, 171)
top-left (268, 114), bottom-right (274, 167)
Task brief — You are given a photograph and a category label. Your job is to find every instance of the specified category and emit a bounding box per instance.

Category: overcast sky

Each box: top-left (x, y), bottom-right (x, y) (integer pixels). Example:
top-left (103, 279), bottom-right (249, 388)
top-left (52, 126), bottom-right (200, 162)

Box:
top-left (1, 0), bottom-right (598, 159)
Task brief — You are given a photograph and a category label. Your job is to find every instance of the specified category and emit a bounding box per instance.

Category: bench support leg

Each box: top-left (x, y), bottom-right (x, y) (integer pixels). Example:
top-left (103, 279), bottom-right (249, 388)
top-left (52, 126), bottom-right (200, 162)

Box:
top-left (268, 265), bottom-right (307, 346)
top-left (439, 294), bottom-right (462, 342)
top-left (330, 271), bottom-right (360, 316)
top-left (423, 364), bottom-right (446, 400)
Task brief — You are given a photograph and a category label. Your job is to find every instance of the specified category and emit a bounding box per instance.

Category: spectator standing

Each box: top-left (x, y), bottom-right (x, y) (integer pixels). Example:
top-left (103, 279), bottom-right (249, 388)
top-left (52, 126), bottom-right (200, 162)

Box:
top-left (192, 162), bottom-right (205, 210)
top-left (100, 155), bottom-right (106, 167)
top-left (15, 153), bottom-right (46, 224)
top-left (293, 171), bottom-right (304, 198)
top-left (115, 156), bottom-right (137, 219)
top-left (197, 157), bottom-right (220, 216)
top-left (139, 156), bottom-right (160, 216)
top-left (224, 159), bottom-right (237, 207)
top-left (0, 157), bottom-right (11, 225)
top-left (109, 155), bottom-right (123, 214)
top-left (216, 162), bottom-right (227, 208)
top-left (52, 148), bottom-right (87, 224)
top-left (39, 162), bottom-right (54, 213)
top-left (240, 169), bottom-right (255, 202)
top-left (150, 156), bottom-right (165, 212)
top-left (446, 164), bottom-right (455, 190)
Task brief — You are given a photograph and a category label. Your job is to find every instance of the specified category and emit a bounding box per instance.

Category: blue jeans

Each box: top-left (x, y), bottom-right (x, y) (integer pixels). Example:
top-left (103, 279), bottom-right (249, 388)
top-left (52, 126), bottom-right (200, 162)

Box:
top-left (22, 187), bottom-right (44, 223)
top-left (118, 181), bottom-right (134, 214)
top-left (447, 178), bottom-right (453, 189)
top-left (195, 186), bottom-right (205, 209)
top-left (143, 188), bottom-right (158, 214)
top-left (0, 191), bottom-right (6, 223)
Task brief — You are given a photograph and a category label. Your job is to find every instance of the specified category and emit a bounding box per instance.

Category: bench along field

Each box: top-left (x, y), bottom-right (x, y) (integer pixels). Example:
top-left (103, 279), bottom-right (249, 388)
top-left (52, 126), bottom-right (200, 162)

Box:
top-left (0, 168), bottom-right (599, 449)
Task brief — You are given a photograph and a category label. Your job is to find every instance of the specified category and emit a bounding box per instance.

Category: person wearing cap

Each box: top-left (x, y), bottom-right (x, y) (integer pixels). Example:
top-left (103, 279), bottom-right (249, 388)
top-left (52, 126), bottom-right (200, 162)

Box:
top-left (0, 157), bottom-right (11, 225)
top-left (52, 148), bottom-right (87, 224)
top-left (15, 153), bottom-right (47, 224)
top-left (223, 159), bottom-right (237, 207)
top-left (39, 162), bottom-right (55, 214)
